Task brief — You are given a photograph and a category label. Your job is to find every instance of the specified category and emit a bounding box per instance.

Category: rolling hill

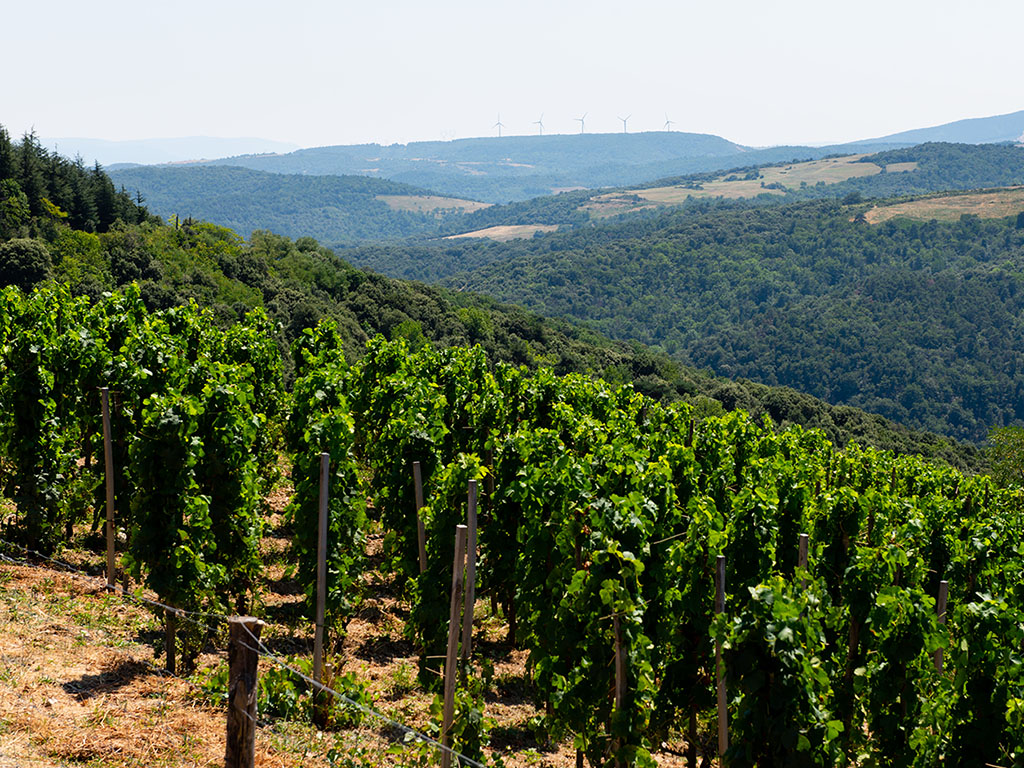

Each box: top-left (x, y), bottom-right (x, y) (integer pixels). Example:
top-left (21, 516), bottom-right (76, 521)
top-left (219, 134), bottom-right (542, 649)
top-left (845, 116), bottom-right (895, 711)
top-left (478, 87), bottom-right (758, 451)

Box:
top-left (108, 165), bottom-right (487, 244)
top-left (190, 132), bottom-right (910, 203)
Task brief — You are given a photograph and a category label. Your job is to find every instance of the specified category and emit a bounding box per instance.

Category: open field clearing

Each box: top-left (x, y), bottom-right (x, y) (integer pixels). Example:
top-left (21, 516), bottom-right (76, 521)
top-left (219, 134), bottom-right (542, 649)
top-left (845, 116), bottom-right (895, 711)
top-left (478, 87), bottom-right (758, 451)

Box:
top-left (864, 186), bottom-right (1024, 223)
top-left (585, 155), bottom-right (918, 216)
top-left (445, 224), bottom-right (559, 241)
top-left (376, 194), bottom-right (491, 214)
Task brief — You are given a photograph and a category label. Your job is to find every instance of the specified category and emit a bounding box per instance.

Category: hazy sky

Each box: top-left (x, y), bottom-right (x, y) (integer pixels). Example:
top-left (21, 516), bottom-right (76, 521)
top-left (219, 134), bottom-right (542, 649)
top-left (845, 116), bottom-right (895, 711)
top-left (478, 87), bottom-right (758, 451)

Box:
top-left (4, 0), bottom-right (1023, 149)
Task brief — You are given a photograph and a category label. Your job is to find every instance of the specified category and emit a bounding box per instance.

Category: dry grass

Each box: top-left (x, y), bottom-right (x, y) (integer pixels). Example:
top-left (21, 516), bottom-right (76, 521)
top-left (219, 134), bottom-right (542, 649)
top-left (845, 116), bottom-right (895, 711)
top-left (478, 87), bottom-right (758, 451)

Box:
top-left (0, 563), bottom-right (336, 768)
top-left (584, 155), bottom-right (920, 216)
top-left (445, 224), bottom-right (559, 242)
top-left (375, 195), bottom-right (491, 214)
top-left (863, 187), bottom-right (1024, 224)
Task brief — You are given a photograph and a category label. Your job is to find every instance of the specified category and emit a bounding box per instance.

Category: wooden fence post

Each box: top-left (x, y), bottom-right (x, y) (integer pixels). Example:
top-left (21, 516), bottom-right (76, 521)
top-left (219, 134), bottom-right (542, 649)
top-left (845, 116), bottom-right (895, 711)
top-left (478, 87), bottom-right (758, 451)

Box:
top-left (313, 452), bottom-right (330, 727)
top-left (225, 616), bottom-right (264, 768)
top-left (101, 387), bottom-right (116, 590)
top-left (413, 461), bottom-right (427, 574)
top-left (934, 579), bottom-right (949, 672)
top-left (441, 525), bottom-right (468, 768)
top-left (716, 554), bottom-right (728, 761)
top-left (461, 480), bottom-right (478, 662)
top-left (613, 613), bottom-right (626, 768)
top-left (798, 532), bottom-right (809, 590)
top-left (165, 609), bottom-right (178, 674)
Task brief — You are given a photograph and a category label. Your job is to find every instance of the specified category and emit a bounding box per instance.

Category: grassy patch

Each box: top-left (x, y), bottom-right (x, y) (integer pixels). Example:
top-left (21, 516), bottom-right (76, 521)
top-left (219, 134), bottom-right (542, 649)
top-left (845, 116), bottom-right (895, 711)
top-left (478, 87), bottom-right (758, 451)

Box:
top-left (864, 187), bottom-right (1024, 224)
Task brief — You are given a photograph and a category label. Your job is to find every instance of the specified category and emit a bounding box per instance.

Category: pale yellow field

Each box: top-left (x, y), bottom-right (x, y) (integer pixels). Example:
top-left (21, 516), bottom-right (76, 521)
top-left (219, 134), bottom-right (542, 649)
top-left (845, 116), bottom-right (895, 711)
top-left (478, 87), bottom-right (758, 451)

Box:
top-left (864, 187), bottom-right (1024, 224)
top-left (585, 155), bottom-right (919, 214)
top-left (376, 194), bottom-right (491, 214)
top-left (445, 224), bottom-right (559, 241)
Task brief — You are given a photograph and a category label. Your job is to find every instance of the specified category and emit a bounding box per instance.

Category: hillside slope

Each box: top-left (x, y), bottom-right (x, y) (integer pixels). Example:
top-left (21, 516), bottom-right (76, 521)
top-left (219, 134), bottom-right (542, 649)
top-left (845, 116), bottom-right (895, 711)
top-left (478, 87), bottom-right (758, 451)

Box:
top-left (378, 200), bottom-right (1024, 443)
top-left (108, 165), bottom-right (488, 244)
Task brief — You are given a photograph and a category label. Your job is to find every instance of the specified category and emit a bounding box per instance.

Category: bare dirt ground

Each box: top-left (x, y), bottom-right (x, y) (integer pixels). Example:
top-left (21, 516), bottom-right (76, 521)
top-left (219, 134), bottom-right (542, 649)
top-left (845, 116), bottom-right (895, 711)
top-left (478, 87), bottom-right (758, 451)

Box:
top-left (445, 225), bottom-right (559, 242)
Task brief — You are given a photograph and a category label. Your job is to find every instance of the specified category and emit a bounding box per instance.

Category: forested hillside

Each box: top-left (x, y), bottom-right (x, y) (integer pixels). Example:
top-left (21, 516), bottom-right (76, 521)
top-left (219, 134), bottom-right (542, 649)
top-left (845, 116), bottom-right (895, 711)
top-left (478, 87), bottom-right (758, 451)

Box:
top-left (0, 128), bottom-right (976, 467)
top-left (108, 165), bottom-right (477, 245)
top-left (0, 128), bottom-right (150, 239)
top-left (346, 199), bottom-right (1024, 443)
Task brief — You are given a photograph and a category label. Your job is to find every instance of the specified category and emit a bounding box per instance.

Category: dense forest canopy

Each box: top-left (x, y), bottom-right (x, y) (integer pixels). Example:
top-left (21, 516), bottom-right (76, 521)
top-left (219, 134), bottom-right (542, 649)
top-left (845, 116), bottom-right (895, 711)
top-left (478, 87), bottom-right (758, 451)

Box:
top-left (108, 165), bottom-right (471, 245)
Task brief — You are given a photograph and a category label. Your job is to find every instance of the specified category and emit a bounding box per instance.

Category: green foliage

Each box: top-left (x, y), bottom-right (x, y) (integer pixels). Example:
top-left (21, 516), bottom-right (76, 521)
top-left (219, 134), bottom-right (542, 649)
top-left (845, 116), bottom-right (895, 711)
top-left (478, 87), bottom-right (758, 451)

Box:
top-left (192, 655), bottom-right (372, 729)
top-left (986, 425), bottom-right (1024, 487)
top-left (0, 238), bottom-right (52, 288)
top-left (716, 578), bottom-right (842, 768)
top-left (410, 452), bottom-right (487, 679)
top-left (353, 189), bottom-right (1024, 445)
top-left (285, 321), bottom-right (367, 630)
top-left (108, 165), bottom-right (467, 246)
top-left (0, 285), bottom-right (97, 551)
top-left (0, 127), bottom-right (149, 237)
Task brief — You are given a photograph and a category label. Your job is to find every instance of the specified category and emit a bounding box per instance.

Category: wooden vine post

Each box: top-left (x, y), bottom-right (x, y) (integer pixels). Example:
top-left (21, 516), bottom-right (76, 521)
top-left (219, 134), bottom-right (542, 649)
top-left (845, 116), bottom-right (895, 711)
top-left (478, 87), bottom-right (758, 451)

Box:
top-left (313, 452), bottom-right (330, 727)
top-left (715, 554), bottom-right (728, 760)
top-left (413, 461), bottom-right (427, 574)
top-left (613, 613), bottom-right (627, 768)
top-left (934, 579), bottom-right (949, 672)
top-left (225, 616), bottom-right (264, 768)
top-left (441, 525), bottom-right (468, 768)
top-left (101, 387), bottom-right (116, 590)
top-left (798, 532), bottom-right (809, 590)
top-left (461, 480), bottom-right (478, 663)
top-left (165, 609), bottom-right (178, 674)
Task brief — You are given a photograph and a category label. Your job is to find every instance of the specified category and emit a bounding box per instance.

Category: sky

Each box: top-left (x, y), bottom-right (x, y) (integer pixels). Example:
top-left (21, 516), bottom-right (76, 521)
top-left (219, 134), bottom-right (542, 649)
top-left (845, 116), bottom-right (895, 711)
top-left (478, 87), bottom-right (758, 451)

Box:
top-left (4, 0), bottom-right (1024, 150)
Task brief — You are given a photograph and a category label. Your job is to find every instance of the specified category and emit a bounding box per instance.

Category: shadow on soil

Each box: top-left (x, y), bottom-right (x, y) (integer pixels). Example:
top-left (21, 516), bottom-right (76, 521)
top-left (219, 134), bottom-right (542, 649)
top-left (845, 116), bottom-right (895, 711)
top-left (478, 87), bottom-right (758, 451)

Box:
top-left (61, 657), bottom-right (153, 701)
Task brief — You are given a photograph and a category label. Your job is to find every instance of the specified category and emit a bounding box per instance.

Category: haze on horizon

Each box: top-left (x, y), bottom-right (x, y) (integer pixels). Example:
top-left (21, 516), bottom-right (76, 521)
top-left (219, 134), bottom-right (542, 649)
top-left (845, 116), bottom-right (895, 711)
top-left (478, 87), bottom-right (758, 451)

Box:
top-left (4, 0), bottom-right (1024, 151)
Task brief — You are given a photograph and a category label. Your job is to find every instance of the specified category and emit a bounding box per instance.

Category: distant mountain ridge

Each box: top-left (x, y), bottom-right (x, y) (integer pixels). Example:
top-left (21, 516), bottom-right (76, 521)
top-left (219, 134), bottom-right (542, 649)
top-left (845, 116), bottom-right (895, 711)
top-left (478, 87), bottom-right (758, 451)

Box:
top-left (861, 109), bottom-right (1024, 146)
top-left (40, 136), bottom-right (301, 167)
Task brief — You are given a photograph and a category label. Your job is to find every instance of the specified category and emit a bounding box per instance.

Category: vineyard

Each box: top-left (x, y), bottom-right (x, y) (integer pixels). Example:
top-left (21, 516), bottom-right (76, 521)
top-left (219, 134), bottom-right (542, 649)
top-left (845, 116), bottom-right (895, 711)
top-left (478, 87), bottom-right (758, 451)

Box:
top-left (1, 283), bottom-right (1023, 767)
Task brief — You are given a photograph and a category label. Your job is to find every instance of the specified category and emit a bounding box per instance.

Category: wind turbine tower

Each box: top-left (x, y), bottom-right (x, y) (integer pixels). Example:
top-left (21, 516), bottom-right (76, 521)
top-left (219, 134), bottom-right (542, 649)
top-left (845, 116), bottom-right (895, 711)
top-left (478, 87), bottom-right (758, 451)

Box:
top-left (575, 113), bottom-right (587, 134)
top-left (664, 114), bottom-right (675, 132)
top-left (618, 115), bottom-right (631, 133)
top-left (534, 114), bottom-right (545, 135)
top-left (494, 113), bottom-right (506, 138)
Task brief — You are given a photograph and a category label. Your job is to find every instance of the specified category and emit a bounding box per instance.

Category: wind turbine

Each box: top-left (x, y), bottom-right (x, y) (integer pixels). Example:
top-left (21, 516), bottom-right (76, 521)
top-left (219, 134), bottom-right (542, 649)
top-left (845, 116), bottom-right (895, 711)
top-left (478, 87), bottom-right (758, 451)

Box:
top-left (618, 115), bottom-right (631, 133)
top-left (575, 113), bottom-right (587, 133)
top-left (493, 113), bottom-right (505, 138)
top-left (533, 114), bottom-right (545, 135)
top-left (664, 114), bottom-right (675, 132)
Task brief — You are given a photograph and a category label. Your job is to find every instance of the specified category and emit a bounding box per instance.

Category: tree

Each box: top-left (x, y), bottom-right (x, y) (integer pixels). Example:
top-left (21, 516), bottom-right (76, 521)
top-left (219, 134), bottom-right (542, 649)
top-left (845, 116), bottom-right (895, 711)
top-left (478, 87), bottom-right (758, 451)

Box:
top-left (0, 238), bottom-right (52, 288)
top-left (0, 179), bottom-right (30, 239)
top-left (986, 425), bottom-right (1024, 487)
